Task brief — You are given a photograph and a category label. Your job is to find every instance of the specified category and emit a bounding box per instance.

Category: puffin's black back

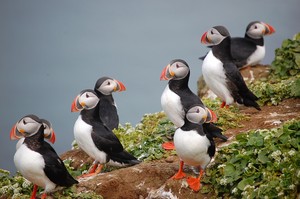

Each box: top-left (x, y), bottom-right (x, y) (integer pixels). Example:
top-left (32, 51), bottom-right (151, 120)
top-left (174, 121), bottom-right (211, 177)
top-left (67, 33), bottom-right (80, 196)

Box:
top-left (24, 126), bottom-right (78, 187)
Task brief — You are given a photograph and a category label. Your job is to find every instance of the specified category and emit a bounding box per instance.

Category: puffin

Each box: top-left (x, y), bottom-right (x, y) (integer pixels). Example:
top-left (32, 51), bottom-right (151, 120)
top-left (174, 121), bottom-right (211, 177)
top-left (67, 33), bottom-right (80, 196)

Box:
top-left (160, 59), bottom-right (227, 150)
top-left (10, 118), bottom-right (57, 199)
top-left (93, 77), bottom-right (126, 130)
top-left (200, 26), bottom-right (261, 110)
top-left (231, 21), bottom-right (275, 69)
top-left (171, 105), bottom-right (216, 192)
top-left (10, 114), bottom-right (78, 199)
top-left (71, 89), bottom-right (140, 178)
top-left (199, 21), bottom-right (275, 69)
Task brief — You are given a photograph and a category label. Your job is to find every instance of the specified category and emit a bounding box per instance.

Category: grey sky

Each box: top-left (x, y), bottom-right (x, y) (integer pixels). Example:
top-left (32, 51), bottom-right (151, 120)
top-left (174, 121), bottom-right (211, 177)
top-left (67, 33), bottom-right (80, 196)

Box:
top-left (1, 0), bottom-right (299, 173)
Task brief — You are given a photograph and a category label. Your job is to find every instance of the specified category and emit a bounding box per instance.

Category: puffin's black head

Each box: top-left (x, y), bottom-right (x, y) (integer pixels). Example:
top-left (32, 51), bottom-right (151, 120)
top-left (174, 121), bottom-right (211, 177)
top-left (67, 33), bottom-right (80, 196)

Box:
top-left (94, 76), bottom-right (126, 96)
top-left (71, 89), bottom-right (99, 112)
top-left (201, 26), bottom-right (230, 45)
top-left (245, 21), bottom-right (275, 39)
top-left (160, 59), bottom-right (190, 81)
top-left (10, 114), bottom-right (43, 140)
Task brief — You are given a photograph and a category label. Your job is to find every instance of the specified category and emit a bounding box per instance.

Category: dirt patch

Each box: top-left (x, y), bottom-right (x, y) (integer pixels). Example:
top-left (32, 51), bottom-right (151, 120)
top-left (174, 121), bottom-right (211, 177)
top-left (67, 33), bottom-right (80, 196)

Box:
top-left (57, 98), bottom-right (300, 199)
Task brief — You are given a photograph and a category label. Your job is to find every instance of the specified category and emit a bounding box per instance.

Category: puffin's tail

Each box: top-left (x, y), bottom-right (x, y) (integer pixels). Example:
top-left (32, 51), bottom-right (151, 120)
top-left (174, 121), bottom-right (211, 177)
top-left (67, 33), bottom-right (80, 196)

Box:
top-left (109, 150), bottom-right (141, 167)
top-left (203, 123), bottom-right (228, 141)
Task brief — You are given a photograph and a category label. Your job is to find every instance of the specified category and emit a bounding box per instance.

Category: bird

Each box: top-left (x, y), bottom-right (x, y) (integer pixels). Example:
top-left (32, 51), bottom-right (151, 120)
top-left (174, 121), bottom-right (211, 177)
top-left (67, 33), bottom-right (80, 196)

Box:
top-left (71, 89), bottom-right (141, 178)
top-left (10, 118), bottom-right (57, 199)
top-left (171, 105), bottom-right (216, 192)
top-left (93, 77), bottom-right (126, 131)
top-left (200, 26), bottom-right (261, 110)
top-left (10, 114), bottom-right (78, 199)
top-left (230, 21), bottom-right (275, 69)
top-left (199, 21), bottom-right (275, 70)
top-left (160, 59), bottom-right (227, 150)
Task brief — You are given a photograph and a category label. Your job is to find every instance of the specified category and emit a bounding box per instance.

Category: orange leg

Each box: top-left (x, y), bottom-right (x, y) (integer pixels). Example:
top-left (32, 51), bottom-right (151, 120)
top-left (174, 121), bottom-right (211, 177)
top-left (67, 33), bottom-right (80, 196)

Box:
top-left (41, 192), bottom-right (47, 199)
top-left (220, 102), bottom-right (229, 109)
top-left (30, 184), bottom-right (38, 199)
top-left (186, 169), bottom-right (204, 192)
top-left (77, 164), bottom-right (103, 179)
top-left (171, 161), bottom-right (186, 179)
top-left (162, 141), bottom-right (175, 150)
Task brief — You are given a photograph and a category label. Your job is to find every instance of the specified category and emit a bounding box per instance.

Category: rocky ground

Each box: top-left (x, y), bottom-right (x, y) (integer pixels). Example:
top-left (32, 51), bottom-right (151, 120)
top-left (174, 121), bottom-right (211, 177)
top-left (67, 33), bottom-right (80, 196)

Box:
top-left (56, 97), bottom-right (300, 199)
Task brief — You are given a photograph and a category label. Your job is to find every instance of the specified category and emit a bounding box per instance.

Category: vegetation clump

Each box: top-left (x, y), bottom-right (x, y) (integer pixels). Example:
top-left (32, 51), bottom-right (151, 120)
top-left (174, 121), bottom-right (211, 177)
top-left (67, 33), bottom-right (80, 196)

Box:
top-left (249, 33), bottom-right (300, 105)
top-left (202, 119), bottom-right (300, 199)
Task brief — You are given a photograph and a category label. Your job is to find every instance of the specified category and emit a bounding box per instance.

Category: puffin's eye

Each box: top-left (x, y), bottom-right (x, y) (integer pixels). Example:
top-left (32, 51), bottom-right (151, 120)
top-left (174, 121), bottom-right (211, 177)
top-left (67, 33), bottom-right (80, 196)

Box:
top-left (86, 93), bottom-right (90, 98)
top-left (196, 108), bottom-right (200, 113)
top-left (211, 30), bottom-right (214, 34)
top-left (23, 120), bottom-right (27, 125)
top-left (176, 63), bottom-right (180, 68)
top-left (254, 25), bottom-right (257, 29)
top-left (107, 81), bottom-right (111, 86)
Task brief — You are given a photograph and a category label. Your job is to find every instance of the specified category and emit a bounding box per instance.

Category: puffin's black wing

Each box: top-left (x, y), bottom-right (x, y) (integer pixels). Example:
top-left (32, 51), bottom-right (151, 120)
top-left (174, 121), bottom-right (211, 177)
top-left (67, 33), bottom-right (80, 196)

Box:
top-left (224, 62), bottom-right (261, 110)
top-left (91, 123), bottom-right (124, 153)
top-left (98, 97), bottom-right (119, 130)
top-left (203, 123), bottom-right (227, 141)
top-left (40, 142), bottom-right (78, 187)
top-left (230, 37), bottom-right (257, 68)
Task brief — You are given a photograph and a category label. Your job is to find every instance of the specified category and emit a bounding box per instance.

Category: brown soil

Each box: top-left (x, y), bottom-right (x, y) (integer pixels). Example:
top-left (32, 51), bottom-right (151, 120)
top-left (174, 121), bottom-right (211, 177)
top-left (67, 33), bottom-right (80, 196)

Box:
top-left (56, 98), bottom-right (300, 199)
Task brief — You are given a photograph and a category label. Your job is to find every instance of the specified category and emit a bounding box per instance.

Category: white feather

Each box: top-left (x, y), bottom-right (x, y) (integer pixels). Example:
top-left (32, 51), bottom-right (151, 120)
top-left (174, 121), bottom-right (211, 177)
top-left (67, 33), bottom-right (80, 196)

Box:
top-left (73, 115), bottom-right (108, 163)
top-left (247, 45), bottom-right (265, 65)
top-left (161, 85), bottom-right (184, 127)
top-left (202, 50), bottom-right (234, 105)
top-left (14, 144), bottom-right (56, 192)
top-left (174, 128), bottom-right (211, 169)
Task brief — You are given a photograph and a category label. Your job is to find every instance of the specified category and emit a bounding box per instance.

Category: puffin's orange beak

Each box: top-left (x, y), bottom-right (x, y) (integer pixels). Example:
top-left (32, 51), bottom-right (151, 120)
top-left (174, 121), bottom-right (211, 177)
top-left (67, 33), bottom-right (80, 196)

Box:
top-left (201, 31), bottom-right (210, 44)
top-left (48, 130), bottom-right (56, 144)
top-left (264, 23), bottom-right (275, 35)
top-left (114, 80), bottom-right (126, 92)
top-left (208, 109), bottom-right (218, 123)
top-left (160, 64), bottom-right (174, 80)
top-left (71, 95), bottom-right (80, 112)
top-left (10, 124), bottom-right (23, 140)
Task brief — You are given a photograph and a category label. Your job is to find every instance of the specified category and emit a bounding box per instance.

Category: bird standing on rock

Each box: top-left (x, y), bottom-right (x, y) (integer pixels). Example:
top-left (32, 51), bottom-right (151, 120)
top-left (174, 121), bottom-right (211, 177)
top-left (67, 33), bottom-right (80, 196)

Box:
top-left (201, 26), bottom-right (261, 110)
top-left (230, 21), bottom-right (275, 69)
top-left (93, 76), bottom-right (126, 130)
top-left (10, 114), bottom-right (78, 199)
top-left (71, 89), bottom-right (141, 178)
top-left (171, 105), bottom-right (216, 192)
top-left (160, 59), bottom-right (227, 150)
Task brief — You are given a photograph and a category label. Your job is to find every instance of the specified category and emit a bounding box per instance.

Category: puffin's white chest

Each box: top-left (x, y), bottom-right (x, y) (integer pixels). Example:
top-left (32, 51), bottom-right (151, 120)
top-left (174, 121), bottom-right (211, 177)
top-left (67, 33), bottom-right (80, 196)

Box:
top-left (14, 144), bottom-right (55, 191)
top-left (161, 85), bottom-right (184, 127)
top-left (247, 45), bottom-right (265, 65)
top-left (73, 115), bottom-right (107, 163)
top-left (174, 129), bottom-right (211, 168)
top-left (201, 51), bottom-right (234, 104)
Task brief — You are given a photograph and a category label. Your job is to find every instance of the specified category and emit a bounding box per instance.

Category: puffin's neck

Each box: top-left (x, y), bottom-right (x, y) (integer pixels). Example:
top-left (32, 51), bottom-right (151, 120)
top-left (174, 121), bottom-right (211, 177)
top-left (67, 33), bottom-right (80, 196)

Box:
top-left (245, 34), bottom-right (264, 46)
top-left (24, 126), bottom-right (44, 150)
top-left (212, 36), bottom-right (232, 62)
top-left (168, 72), bottom-right (190, 90)
top-left (80, 103), bottom-right (101, 124)
top-left (181, 121), bottom-right (205, 136)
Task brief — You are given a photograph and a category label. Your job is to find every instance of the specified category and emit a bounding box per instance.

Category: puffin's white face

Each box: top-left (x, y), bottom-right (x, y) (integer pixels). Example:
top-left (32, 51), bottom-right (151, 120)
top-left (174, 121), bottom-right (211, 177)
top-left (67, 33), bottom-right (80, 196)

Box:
top-left (206, 27), bottom-right (226, 45)
top-left (186, 106), bottom-right (207, 124)
top-left (78, 91), bottom-right (99, 110)
top-left (16, 117), bottom-right (42, 137)
top-left (168, 61), bottom-right (189, 80)
top-left (246, 22), bottom-right (267, 39)
top-left (98, 79), bottom-right (118, 95)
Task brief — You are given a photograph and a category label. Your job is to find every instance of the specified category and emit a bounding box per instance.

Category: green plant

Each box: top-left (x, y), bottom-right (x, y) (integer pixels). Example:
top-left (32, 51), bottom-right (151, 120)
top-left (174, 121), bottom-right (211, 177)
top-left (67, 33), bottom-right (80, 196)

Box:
top-left (202, 120), bottom-right (300, 199)
top-left (271, 33), bottom-right (300, 77)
